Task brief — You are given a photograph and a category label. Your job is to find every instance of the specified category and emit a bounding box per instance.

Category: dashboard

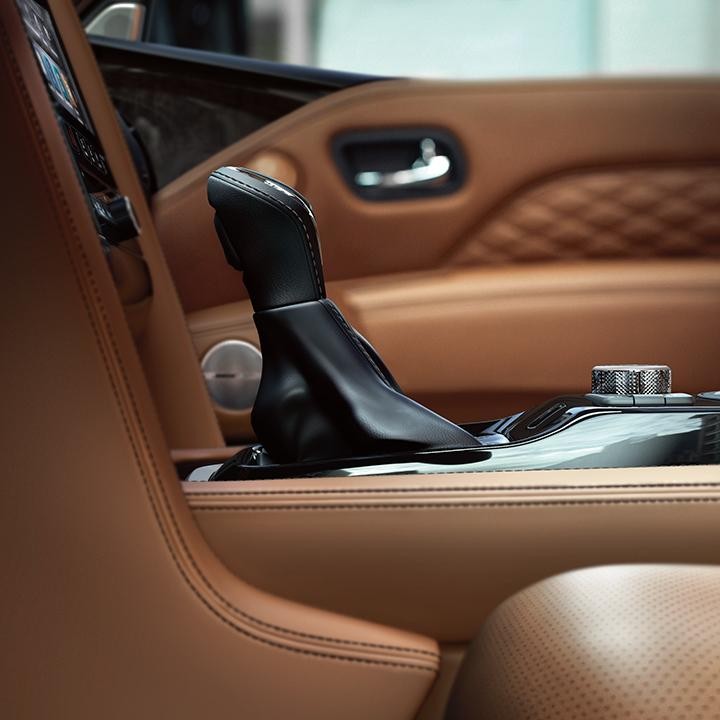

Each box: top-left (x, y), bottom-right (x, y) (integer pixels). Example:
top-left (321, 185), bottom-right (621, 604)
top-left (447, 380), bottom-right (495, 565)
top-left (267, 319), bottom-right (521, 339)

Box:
top-left (17, 0), bottom-right (139, 247)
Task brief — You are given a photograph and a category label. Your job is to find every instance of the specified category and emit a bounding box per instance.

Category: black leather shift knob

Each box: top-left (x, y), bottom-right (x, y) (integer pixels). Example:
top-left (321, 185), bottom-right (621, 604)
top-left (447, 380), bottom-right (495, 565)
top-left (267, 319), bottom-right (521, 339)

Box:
top-left (208, 166), bottom-right (325, 311)
top-left (208, 166), bottom-right (478, 464)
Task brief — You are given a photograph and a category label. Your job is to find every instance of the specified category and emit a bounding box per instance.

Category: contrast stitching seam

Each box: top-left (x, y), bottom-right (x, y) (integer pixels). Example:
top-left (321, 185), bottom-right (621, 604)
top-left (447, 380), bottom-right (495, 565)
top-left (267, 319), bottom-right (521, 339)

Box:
top-left (188, 481), bottom-right (720, 497)
top-left (190, 497), bottom-right (720, 512)
top-left (214, 170), bottom-right (324, 297)
top-left (3, 27), bottom-right (434, 671)
top-left (319, 299), bottom-right (390, 385)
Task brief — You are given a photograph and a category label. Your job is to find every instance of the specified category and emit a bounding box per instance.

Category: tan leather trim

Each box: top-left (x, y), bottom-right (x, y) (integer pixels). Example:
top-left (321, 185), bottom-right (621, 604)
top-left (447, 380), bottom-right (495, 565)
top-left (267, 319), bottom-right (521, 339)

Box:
top-left (186, 465), bottom-right (720, 642)
top-left (2, 4), bottom-right (437, 716)
top-left (187, 259), bottom-right (720, 429)
top-left (416, 645), bottom-right (465, 720)
top-left (336, 259), bottom-right (720, 397)
top-left (446, 565), bottom-right (720, 720)
top-left (245, 149), bottom-right (300, 187)
top-left (155, 77), bottom-right (720, 313)
top-left (447, 165), bottom-right (720, 266)
top-left (50, 0), bottom-right (223, 449)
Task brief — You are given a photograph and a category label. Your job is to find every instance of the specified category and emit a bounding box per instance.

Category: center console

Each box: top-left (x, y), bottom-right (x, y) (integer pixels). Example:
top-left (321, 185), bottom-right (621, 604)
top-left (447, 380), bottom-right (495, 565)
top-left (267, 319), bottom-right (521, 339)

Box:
top-left (198, 370), bottom-right (720, 480)
top-left (186, 166), bottom-right (720, 481)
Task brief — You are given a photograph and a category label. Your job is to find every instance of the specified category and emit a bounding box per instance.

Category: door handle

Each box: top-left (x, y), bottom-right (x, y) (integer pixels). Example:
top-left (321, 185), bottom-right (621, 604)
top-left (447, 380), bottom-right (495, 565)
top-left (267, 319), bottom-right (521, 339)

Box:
top-left (354, 138), bottom-right (451, 189)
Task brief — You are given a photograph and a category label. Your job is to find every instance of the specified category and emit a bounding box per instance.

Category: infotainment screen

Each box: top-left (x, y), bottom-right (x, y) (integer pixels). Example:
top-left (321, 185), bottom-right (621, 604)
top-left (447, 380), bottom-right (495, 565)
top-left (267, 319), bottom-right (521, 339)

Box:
top-left (17, 0), bottom-right (92, 129)
top-left (15, 0), bottom-right (140, 246)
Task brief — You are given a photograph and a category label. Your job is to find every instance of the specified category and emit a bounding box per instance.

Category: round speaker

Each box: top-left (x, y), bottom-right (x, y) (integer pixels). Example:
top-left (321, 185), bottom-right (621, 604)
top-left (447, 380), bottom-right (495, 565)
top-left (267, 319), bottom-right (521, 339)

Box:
top-left (201, 340), bottom-right (262, 411)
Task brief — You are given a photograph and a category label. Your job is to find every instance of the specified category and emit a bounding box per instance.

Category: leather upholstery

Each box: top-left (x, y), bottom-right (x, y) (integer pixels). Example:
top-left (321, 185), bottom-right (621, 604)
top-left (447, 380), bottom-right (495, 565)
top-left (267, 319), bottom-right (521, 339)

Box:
top-left (4, 6), bottom-right (718, 720)
top-left (446, 565), bottom-right (720, 719)
top-left (449, 166), bottom-right (720, 266)
top-left (185, 464), bottom-right (720, 642)
top-left (154, 78), bottom-right (720, 313)
top-left (0, 3), bottom-right (438, 717)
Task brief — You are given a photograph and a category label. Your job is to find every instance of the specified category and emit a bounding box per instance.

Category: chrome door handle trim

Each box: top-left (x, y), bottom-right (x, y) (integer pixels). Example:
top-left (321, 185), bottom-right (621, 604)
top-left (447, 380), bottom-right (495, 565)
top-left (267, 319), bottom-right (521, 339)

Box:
top-left (354, 138), bottom-right (451, 189)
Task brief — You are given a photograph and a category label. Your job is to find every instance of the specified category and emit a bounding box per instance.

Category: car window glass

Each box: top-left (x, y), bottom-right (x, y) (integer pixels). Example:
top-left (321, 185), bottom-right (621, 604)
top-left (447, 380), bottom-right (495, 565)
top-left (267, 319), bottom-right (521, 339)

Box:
top-left (86, 0), bottom-right (720, 78)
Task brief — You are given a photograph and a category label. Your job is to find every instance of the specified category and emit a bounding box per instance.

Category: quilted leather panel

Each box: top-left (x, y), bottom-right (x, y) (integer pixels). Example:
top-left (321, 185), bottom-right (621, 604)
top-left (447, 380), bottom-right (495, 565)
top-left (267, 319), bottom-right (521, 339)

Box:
top-left (449, 166), bottom-right (720, 266)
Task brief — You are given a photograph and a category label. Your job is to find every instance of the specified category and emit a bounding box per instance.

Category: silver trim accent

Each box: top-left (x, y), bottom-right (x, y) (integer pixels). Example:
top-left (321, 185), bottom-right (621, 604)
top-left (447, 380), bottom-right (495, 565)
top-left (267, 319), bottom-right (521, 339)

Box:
top-left (355, 138), bottom-right (451, 188)
top-left (122, 195), bottom-right (140, 236)
top-left (85, 3), bottom-right (146, 42)
top-left (201, 340), bottom-right (262, 411)
top-left (186, 464), bottom-right (222, 482)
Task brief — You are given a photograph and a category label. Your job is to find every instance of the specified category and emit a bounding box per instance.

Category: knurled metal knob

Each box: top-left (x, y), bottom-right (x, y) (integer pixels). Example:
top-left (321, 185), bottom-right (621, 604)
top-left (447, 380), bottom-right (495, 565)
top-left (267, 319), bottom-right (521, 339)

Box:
top-left (591, 365), bottom-right (671, 395)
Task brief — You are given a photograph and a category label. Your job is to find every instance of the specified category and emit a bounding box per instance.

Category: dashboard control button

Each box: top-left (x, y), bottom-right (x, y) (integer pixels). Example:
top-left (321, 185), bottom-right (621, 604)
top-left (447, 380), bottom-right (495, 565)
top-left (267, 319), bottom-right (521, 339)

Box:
top-left (92, 194), bottom-right (140, 245)
top-left (664, 393), bottom-right (695, 405)
top-left (633, 394), bottom-right (666, 406)
top-left (585, 393), bottom-right (634, 407)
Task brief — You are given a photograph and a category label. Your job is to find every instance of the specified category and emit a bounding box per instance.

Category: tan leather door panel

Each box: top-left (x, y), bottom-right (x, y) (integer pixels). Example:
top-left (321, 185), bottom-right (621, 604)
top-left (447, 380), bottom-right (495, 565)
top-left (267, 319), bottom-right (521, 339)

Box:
top-left (154, 78), bottom-right (720, 433)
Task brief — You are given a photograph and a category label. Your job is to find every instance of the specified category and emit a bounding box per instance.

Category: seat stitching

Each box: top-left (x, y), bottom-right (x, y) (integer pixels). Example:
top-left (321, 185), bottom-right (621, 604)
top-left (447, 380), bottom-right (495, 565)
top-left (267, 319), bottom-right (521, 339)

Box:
top-left (190, 496), bottom-right (720, 512)
top-left (2, 25), bottom-right (435, 669)
top-left (187, 481), bottom-right (720, 497)
top-left (320, 299), bottom-right (391, 385)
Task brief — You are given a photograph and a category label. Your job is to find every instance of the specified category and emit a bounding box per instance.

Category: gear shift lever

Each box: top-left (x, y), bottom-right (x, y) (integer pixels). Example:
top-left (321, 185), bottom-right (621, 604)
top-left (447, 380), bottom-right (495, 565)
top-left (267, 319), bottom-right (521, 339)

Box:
top-left (208, 166), bottom-right (479, 464)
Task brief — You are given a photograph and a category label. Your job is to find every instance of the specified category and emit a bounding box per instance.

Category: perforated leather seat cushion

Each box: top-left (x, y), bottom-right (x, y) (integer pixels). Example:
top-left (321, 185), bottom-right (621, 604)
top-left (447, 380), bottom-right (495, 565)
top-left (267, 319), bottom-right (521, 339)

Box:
top-left (446, 565), bottom-right (720, 719)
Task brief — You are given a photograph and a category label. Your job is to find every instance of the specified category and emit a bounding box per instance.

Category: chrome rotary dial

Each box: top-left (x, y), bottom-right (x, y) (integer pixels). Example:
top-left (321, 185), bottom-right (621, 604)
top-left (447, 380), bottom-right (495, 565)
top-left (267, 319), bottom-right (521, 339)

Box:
top-left (591, 365), bottom-right (671, 395)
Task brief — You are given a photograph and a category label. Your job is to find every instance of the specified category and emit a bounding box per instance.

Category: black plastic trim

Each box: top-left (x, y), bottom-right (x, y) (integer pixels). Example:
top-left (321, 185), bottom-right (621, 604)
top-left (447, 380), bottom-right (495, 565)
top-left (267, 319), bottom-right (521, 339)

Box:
top-left (90, 37), bottom-right (385, 91)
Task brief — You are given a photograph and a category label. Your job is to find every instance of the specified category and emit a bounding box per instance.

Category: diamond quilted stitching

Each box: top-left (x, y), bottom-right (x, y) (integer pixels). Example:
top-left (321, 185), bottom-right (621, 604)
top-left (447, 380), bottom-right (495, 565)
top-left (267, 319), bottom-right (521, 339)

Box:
top-left (449, 166), bottom-right (720, 266)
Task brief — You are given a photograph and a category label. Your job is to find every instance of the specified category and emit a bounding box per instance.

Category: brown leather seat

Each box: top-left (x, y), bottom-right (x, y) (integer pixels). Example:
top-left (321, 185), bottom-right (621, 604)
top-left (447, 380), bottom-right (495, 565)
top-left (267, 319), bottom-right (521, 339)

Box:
top-left (0, 4), bottom-right (437, 718)
top-left (4, 4), bottom-right (720, 719)
top-left (446, 565), bottom-right (720, 719)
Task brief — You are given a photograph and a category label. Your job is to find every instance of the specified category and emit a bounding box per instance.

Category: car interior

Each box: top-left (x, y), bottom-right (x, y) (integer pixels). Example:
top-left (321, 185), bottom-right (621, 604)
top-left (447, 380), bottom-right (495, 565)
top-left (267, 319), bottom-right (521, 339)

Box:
top-left (2, 0), bottom-right (720, 717)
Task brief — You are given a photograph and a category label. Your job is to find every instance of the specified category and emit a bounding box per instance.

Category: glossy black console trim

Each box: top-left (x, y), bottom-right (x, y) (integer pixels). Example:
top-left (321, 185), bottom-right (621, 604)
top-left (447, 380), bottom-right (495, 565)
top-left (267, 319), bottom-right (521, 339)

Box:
top-left (210, 398), bottom-right (720, 480)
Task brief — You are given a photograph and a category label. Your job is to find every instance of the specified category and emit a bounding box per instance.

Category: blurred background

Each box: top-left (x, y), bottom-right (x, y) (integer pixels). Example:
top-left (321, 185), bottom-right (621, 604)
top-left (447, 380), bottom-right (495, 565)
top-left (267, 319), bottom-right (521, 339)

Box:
top-left (86, 0), bottom-right (720, 78)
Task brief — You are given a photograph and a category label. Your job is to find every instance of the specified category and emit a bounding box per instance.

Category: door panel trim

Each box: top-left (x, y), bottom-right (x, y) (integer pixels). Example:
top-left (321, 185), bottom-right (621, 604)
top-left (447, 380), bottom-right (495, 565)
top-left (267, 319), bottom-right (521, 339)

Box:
top-left (153, 77), bottom-right (720, 313)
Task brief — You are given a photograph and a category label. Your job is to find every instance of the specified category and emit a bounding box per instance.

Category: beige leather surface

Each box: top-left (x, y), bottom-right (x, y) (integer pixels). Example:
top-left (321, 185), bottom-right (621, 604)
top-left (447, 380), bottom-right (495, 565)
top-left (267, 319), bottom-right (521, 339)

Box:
top-left (186, 465), bottom-right (720, 643)
top-left (187, 259), bottom-right (720, 427)
top-left (0, 3), bottom-right (438, 717)
top-left (154, 77), bottom-right (720, 314)
top-left (51, 1), bottom-right (223, 449)
top-left (446, 565), bottom-right (720, 719)
top-left (416, 646), bottom-right (465, 720)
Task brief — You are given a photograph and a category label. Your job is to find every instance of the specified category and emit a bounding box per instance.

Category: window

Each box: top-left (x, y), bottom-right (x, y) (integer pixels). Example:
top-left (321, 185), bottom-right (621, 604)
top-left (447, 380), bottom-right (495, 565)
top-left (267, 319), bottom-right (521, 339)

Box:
top-left (86, 0), bottom-right (720, 78)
